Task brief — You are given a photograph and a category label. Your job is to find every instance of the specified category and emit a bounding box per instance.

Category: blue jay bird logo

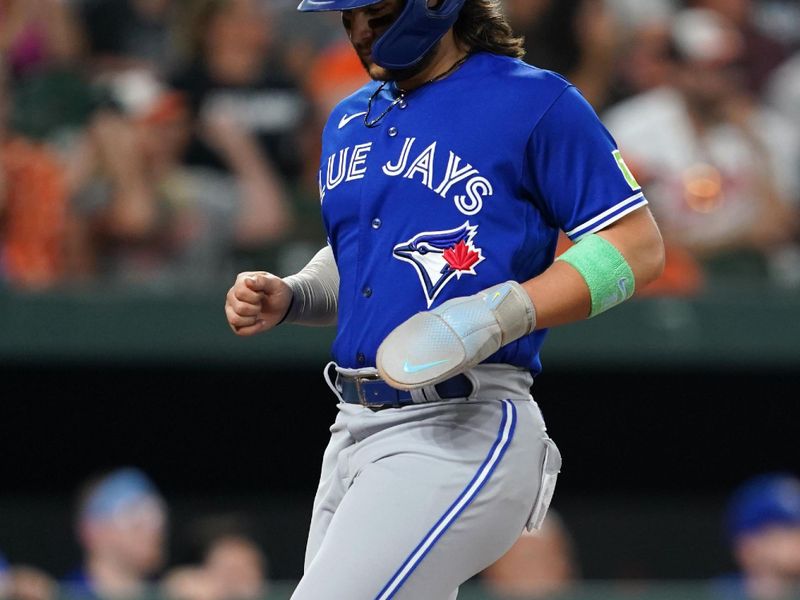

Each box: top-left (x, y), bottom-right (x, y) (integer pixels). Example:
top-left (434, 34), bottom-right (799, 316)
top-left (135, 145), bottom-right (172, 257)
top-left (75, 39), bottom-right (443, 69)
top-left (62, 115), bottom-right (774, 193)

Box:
top-left (393, 222), bottom-right (485, 307)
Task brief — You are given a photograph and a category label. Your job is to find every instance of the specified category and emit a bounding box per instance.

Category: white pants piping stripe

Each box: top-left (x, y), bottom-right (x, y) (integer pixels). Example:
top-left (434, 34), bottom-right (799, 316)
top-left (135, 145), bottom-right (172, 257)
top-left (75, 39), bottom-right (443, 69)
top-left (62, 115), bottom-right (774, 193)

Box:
top-left (373, 399), bottom-right (518, 600)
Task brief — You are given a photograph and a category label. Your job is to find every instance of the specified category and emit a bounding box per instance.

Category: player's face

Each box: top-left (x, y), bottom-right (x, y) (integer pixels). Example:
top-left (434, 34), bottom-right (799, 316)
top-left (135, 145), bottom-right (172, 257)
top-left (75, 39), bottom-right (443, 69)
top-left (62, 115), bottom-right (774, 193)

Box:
top-left (341, 0), bottom-right (406, 81)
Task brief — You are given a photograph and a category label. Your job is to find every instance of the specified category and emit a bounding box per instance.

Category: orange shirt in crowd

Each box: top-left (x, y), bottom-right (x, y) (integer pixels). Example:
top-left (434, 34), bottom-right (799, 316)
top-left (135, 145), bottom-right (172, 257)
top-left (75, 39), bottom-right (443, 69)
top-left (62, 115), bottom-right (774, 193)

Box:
top-left (1, 137), bottom-right (68, 288)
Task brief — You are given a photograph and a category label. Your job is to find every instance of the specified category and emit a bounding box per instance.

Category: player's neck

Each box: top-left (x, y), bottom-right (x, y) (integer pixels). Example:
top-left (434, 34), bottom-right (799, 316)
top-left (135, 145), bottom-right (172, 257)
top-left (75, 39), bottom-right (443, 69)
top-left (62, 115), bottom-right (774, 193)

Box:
top-left (395, 32), bottom-right (469, 92)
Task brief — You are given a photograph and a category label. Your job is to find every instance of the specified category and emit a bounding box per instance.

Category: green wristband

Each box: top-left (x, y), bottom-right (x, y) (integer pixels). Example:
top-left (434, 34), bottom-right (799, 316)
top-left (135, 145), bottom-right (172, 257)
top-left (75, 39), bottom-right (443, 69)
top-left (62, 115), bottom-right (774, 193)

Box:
top-left (556, 234), bottom-right (635, 317)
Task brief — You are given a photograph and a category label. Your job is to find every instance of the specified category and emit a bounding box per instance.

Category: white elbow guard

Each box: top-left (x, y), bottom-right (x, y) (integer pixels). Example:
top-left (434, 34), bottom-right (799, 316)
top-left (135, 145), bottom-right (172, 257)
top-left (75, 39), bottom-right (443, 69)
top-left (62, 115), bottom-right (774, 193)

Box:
top-left (377, 280), bottom-right (536, 390)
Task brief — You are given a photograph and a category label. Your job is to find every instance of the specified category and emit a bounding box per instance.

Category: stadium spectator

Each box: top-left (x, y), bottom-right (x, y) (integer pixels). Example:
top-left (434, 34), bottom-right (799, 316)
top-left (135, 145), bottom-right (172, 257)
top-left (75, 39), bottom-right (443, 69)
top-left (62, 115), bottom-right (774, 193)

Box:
top-left (202, 533), bottom-right (269, 600)
top-left (161, 566), bottom-right (218, 600)
top-left (767, 52), bottom-right (800, 137)
top-left (765, 53), bottom-right (800, 288)
top-left (0, 0), bottom-right (95, 290)
top-left (63, 467), bottom-right (168, 600)
top-left (503, 0), bottom-right (619, 110)
top-left (604, 0), bottom-right (678, 103)
top-left (163, 514), bottom-right (269, 600)
top-left (603, 8), bottom-right (800, 287)
top-left (66, 69), bottom-right (291, 287)
top-left (688, 0), bottom-right (791, 96)
top-left (0, 129), bottom-right (72, 289)
top-left (0, 0), bottom-right (92, 145)
top-left (78, 0), bottom-right (180, 78)
top-left (0, 553), bottom-right (8, 597)
top-left (714, 473), bottom-right (800, 600)
top-left (479, 511), bottom-right (579, 599)
top-left (270, 5), bottom-right (344, 84)
top-left (0, 563), bottom-right (57, 600)
top-left (751, 0), bottom-right (800, 49)
top-left (292, 38), bottom-right (369, 260)
top-left (0, 0), bottom-right (84, 81)
top-left (169, 0), bottom-right (309, 188)
top-left (0, 62), bottom-right (76, 290)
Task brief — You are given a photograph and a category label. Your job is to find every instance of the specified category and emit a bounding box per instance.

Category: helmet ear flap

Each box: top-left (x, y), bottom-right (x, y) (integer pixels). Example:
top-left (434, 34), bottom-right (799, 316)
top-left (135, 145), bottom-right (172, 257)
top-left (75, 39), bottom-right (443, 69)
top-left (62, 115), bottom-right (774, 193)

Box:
top-left (371, 0), bottom-right (466, 70)
top-left (296, 0), bottom-right (466, 70)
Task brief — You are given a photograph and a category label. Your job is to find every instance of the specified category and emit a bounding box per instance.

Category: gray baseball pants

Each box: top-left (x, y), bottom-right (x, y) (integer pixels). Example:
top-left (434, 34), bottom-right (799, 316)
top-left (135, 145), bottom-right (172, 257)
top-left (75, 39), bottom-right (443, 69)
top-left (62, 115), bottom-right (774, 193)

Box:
top-left (290, 365), bottom-right (561, 600)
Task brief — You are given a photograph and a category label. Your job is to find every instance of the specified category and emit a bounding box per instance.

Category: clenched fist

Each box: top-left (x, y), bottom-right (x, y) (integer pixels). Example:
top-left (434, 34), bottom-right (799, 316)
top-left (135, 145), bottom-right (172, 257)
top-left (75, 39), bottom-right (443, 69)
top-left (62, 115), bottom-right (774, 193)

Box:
top-left (225, 271), bottom-right (293, 336)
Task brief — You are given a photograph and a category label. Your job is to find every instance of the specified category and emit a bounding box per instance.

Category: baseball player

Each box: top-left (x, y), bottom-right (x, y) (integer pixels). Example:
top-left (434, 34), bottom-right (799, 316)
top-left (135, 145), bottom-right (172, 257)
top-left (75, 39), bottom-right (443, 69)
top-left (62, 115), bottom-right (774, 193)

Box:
top-left (224, 0), bottom-right (665, 597)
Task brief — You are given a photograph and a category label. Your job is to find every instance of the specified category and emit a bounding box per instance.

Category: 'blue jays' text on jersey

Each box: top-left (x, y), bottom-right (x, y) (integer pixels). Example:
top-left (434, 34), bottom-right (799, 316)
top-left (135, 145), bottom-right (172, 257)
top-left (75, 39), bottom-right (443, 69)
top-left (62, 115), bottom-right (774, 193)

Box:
top-left (318, 51), bottom-right (647, 374)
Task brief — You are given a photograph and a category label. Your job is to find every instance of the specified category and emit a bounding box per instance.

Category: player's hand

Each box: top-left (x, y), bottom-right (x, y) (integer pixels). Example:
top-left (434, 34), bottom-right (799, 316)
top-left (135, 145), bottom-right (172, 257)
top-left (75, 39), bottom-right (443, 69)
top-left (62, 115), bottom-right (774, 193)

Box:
top-left (376, 281), bottom-right (535, 390)
top-left (225, 271), bottom-right (293, 336)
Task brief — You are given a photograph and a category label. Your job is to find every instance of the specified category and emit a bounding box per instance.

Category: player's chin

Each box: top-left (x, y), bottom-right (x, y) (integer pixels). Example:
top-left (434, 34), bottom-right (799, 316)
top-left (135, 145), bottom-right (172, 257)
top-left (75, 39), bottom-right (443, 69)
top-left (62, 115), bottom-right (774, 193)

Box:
top-left (353, 51), bottom-right (387, 80)
top-left (369, 65), bottom-right (392, 81)
top-left (360, 57), bottom-right (391, 81)
top-left (369, 63), bottom-right (424, 83)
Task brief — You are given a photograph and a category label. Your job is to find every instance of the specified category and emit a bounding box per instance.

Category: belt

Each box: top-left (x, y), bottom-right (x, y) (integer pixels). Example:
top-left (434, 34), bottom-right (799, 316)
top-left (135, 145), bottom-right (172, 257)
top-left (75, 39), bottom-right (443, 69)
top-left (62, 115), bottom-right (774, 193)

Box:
top-left (338, 373), bottom-right (474, 411)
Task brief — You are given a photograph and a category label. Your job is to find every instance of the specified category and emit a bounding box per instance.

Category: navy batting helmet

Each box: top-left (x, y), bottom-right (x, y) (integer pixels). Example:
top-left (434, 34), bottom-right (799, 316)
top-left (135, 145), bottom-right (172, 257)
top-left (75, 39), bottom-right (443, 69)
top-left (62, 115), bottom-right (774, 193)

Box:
top-left (297, 0), bottom-right (466, 70)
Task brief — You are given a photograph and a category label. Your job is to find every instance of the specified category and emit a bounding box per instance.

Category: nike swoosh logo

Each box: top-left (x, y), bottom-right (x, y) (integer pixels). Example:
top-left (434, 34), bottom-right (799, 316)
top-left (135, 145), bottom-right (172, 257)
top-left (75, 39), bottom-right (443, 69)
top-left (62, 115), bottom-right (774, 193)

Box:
top-left (338, 112), bottom-right (367, 129)
top-left (403, 358), bottom-right (450, 374)
top-left (617, 278), bottom-right (628, 299)
top-left (486, 284), bottom-right (510, 309)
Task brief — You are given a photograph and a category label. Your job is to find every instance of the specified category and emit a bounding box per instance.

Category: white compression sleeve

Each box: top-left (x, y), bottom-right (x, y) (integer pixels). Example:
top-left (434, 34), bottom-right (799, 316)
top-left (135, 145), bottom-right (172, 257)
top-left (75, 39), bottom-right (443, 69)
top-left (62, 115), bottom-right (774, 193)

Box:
top-left (282, 245), bottom-right (339, 326)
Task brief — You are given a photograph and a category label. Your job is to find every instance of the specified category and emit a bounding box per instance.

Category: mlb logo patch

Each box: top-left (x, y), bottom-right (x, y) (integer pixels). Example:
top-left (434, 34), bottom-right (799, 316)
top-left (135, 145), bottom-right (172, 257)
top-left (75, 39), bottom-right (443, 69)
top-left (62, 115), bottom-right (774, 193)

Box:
top-left (393, 222), bottom-right (485, 307)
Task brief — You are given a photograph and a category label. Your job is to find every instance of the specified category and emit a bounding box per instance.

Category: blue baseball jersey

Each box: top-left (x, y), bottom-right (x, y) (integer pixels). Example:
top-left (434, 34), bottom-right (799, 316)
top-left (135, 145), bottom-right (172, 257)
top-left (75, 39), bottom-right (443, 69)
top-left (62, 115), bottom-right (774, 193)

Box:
top-left (318, 51), bottom-right (647, 374)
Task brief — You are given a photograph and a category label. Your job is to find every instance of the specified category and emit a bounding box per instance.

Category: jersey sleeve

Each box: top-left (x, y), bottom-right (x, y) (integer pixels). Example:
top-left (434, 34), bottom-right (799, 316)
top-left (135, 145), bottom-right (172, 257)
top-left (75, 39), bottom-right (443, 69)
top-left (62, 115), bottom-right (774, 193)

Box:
top-left (522, 86), bottom-right (648, 241)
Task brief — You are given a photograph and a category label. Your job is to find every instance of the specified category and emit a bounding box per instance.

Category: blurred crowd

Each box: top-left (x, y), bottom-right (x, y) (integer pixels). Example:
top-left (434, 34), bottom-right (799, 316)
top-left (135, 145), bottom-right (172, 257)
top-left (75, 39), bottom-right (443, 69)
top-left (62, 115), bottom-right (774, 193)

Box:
top-left (2, 467), bottom-right (800, 599)
top-left (0, 0), bottom-right (799, 293)
top-left (0, 0), bottom-right (355, 291)
top-left (1, 468), bottom-right (271, 600)
top-left (2, 1), bottom-right (799, 597)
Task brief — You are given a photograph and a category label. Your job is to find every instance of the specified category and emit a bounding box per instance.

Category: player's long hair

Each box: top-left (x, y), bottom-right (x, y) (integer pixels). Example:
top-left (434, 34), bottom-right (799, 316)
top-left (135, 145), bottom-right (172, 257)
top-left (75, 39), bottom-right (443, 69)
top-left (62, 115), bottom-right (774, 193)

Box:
top-left (453, 0), bottom-right (525, 59)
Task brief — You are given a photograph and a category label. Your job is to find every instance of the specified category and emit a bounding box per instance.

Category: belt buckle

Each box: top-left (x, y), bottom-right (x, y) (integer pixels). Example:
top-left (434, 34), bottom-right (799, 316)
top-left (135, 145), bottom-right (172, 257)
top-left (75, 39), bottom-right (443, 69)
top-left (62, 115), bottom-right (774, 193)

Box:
top-left (354, 374), bottom-right (385, 408)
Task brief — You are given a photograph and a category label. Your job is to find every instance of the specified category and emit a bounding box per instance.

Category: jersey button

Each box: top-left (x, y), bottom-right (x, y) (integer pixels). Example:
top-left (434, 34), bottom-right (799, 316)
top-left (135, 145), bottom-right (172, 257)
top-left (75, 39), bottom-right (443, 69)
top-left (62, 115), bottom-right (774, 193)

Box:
top-left (388, 127), bottom-right (398, 137)
top-left (362, 286), bottom-right (373, 298)
top-left (356, 352), bottom-right (366, 365)
top-left (371, 218), bottom-right (382, 229)
top-left (398, 100), bottom-right (407, 109)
